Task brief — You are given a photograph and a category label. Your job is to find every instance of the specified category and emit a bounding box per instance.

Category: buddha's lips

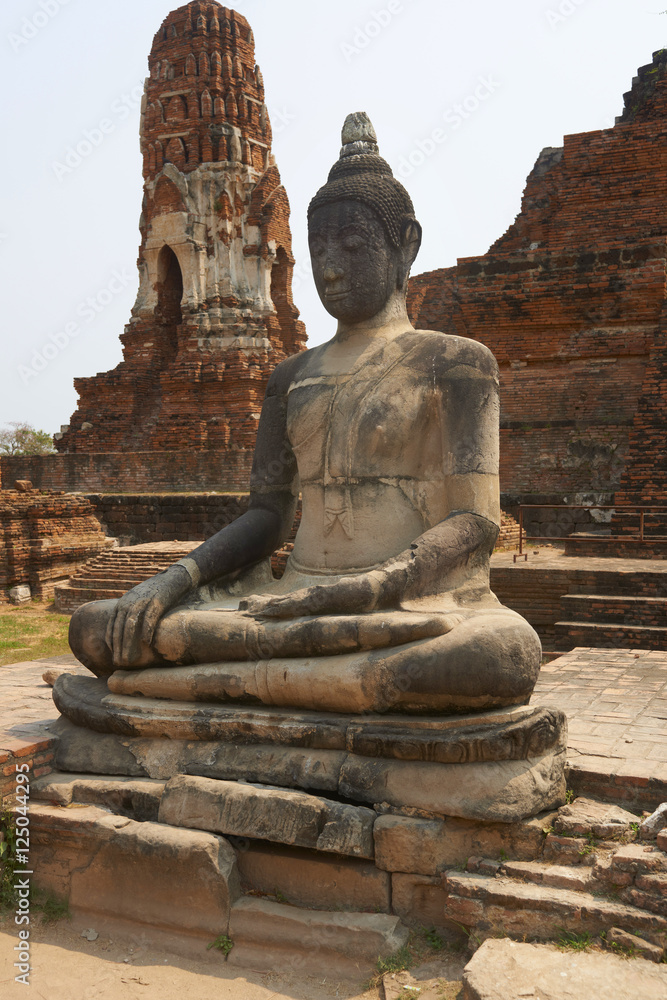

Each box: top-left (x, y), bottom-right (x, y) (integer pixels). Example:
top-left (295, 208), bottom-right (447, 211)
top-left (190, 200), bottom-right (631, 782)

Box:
top-left (325, 289), bottom-right (350, 299)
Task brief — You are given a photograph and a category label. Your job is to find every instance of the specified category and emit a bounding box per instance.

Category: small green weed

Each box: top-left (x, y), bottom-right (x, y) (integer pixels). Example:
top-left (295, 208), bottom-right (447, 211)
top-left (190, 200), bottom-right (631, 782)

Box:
top-left (0, 811), bottom-right (19, 910)
top-left (274, 888), bottom-right (288, 904)
top-left (565, 789), bottom-right (575, 804)
top-left (376, 944), bottom-right (412, 975)
top-left (423, 926), bottom-right (445, 950)
top-left (35, 892), bottom-right (70, 923)
top-left (558, 929), bottom-right (592, 952)
top-left (207, 934), bottom-right (233, 956)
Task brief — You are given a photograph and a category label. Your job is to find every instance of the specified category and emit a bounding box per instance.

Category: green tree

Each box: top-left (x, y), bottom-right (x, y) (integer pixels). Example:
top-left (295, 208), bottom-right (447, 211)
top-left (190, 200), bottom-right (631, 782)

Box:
top-left (0, 422), bottom-right (55, 456)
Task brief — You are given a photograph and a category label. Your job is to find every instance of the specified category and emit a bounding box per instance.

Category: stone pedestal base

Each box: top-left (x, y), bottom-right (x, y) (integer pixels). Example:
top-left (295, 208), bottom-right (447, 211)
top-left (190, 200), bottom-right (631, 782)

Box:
top-left (51, 673), bottom-right (567, 823)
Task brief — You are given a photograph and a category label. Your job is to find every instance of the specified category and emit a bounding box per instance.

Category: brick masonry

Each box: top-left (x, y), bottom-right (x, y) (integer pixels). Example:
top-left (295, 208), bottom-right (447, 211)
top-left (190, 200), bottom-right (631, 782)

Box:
top-left (491, 548), bottom-right (667, 650)
top-left (407, 49), bottom-right (667, 508)
top-left (0, 450), bottom-right (253, 493)
top-left (0, 488), bottom-right (114, 602)
top-left (47, 2), bottom-right (305, 491)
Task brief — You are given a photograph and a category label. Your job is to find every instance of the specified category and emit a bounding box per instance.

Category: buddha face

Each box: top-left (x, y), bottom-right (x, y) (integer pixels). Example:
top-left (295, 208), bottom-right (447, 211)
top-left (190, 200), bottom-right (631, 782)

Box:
top-left (308, 201), bottom-right (401, 323)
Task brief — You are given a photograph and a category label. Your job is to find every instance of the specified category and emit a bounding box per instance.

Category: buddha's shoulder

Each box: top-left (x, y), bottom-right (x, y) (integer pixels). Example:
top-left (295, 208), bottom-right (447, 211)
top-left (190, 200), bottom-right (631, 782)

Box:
top-left (265, 349), bottom-right (313, 396)
top-left (397, 330), bottom-right (499, 379)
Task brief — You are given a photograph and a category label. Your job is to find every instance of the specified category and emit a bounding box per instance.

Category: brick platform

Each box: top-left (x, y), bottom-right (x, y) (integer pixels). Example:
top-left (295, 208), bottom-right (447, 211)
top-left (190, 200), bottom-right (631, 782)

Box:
top-left (2, 648), bottom-right (667, 812)
top-left (491, 547), bottom-right (667, 651)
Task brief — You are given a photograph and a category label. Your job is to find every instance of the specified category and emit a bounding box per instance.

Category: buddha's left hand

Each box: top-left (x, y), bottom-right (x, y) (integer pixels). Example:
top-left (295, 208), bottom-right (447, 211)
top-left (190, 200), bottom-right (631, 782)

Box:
top-left (239, 569), bottom-right (391, 618)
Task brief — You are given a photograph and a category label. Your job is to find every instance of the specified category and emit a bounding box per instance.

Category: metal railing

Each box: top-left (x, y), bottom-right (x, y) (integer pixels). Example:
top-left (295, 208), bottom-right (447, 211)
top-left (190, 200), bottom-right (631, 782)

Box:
top-left (516, 505), bottom-right (667, 557)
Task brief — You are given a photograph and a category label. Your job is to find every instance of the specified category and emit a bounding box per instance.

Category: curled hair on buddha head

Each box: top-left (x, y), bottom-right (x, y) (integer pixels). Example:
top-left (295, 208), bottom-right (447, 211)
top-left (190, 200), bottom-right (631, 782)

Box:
top-left (308, 112), bottom-right (420, 252)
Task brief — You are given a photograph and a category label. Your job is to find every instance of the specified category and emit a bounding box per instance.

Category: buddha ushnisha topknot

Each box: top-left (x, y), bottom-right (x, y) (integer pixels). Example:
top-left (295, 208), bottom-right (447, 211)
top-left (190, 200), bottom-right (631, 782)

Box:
top-left (308, 112), bottom-right (417, 249)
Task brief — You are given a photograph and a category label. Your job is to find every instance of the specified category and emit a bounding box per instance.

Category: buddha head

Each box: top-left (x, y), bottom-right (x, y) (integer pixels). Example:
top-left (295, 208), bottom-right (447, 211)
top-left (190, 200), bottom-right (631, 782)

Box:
top-left (308, 113), bottom-right (422, 324)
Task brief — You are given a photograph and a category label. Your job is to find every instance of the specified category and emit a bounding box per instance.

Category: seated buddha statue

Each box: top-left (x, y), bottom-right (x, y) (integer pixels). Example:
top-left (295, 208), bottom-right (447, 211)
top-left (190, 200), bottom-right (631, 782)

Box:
top-left (69, 112), bottom-right (541, 716)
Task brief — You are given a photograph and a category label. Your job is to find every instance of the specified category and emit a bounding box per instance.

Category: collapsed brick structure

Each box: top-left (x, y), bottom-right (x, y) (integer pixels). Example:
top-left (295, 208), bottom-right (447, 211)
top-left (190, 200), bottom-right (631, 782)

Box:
top-left (0, 487), bottom-right (113, 602)
top-left (49, 2), bottom-right (305, 487)
top-left (408, 49), bottom-right (667, 511)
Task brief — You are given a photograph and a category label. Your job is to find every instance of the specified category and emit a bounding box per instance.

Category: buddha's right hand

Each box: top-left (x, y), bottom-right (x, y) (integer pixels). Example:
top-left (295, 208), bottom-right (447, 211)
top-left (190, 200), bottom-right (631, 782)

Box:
top-left (105, 564), bottom-right (193, 668)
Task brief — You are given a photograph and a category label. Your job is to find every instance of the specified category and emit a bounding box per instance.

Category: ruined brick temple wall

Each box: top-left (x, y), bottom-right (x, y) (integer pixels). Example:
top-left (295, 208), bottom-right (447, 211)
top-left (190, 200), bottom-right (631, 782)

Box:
top-left (55, 2), bottom-right (306, 473)
top-left (0, 489), bottom-right (114, 601)
top-left (408, 49), bottom-right (667, 508)
top-left (85, 492), bottom-right (251, 545)
top-left (0, 450), bottom-right (253, 494)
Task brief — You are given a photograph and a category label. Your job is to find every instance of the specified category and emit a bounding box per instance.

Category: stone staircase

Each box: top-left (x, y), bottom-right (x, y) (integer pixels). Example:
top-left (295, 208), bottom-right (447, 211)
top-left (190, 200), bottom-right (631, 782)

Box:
top-left (54, 535), bottom-right (299, 614)
top-left (554, 576), bottom-right (667, 651)
top-left (442, 799), bottom-right (667, 963)
top-left (53, 542), bottom-right (195, 613)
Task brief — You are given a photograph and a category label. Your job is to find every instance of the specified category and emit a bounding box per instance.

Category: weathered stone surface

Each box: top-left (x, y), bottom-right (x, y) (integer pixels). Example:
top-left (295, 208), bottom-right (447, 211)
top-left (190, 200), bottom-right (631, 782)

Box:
top-left (31, 771), bottom-right (165, 822)
top-left (158, 774), bottom-right (376, 858)
top-left (442, 870), bottom-right (667, 946)
top-left (54, 674), bottom-right (560, 761)
top-left (554, 797), bottom-right (640, 838)
top-left (462, 938), bottom-right (667, 1000)
top-left (51, 698), bottom-right (565, 821)
top-left (611, 843), bottom-right (667, 875)
top-left (641, 802), bottom-right (667, 839)
top-left (26, 803), bottom-right (240, 941)
top-left (347, 707), bottom-right (565, 763)
top-left (50, 716), bottom-right (345, 791)
top-left (591, 856), bottom-right (633, 888)
top-left (234, 841), bottom-right (390, 913)
top-left (9, 585), bottom-right (31, 604)
top-left (374, 812), bottom-right (556, 875)
top-left (607, 926), bottom-right (665, 962)
top-left (500, 860), bottom-right (592, 892)
top-left (391, 872), bottom-right (453, 930)
top-left (543, 833), bottom-right (598, 866)
top-left (52, 674), bottom-right (350, 747)
top-left (227, 896), bottom-right (409, 977)
top-left (658, 828), bottom-right (667, 852)
top-left (341, 750), bottom-right (567, 822)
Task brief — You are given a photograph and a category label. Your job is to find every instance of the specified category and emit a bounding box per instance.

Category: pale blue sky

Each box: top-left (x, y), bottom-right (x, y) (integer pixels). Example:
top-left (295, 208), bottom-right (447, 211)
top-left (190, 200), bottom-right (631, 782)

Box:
top-left (1, 0), bottom-right (664, 433)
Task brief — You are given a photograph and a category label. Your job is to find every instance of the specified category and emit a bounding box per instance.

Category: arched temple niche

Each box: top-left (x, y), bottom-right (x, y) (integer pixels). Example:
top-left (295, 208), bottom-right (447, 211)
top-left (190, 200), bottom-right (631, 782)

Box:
top-left (154, 245), bottom-right (183, 357)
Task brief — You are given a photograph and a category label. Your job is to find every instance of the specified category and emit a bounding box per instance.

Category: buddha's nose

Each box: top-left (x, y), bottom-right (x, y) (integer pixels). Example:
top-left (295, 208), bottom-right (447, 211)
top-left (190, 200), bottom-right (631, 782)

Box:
top-left (323, 263), bottom-right (344, 281)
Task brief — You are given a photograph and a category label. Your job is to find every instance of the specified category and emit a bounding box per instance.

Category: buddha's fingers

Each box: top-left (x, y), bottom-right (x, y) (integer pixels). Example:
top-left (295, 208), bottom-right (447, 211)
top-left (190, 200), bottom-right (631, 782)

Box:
top-left (105, 610), bottom-right (117, 652)
top-left (141, 600), bottom-right (165, 645)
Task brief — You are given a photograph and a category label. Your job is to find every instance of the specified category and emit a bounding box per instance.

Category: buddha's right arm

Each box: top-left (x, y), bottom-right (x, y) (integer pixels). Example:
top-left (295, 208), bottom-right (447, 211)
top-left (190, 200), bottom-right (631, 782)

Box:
top-left (105, 361), bottom-right (300, 665)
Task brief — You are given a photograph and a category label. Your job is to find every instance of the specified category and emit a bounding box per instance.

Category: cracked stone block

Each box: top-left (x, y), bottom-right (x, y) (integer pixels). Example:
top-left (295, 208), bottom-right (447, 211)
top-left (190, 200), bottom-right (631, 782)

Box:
top-left (462, 938), bottom-right (667, 1000)
top-left (158, 774), bottom-right (375, 858)
top-left (227, 896), bottom-right (409, 977)
top-left (27, 803), bottom-right (239, 941)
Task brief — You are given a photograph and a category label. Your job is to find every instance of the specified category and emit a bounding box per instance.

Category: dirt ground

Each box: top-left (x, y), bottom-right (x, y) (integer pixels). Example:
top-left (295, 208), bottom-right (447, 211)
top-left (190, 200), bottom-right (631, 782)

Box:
top-left (0, 914), bottom-right (466, 1000)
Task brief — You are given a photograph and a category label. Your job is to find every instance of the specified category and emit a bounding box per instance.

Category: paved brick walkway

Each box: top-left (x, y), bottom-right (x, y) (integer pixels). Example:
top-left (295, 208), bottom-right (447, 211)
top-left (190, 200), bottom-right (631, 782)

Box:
top-left (2, 648), bottom-right (666, 810)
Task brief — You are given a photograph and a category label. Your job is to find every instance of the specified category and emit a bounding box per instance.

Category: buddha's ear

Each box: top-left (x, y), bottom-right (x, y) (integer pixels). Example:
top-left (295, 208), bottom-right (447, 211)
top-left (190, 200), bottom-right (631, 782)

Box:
top-left (398, 218), bottom-right (422, 287)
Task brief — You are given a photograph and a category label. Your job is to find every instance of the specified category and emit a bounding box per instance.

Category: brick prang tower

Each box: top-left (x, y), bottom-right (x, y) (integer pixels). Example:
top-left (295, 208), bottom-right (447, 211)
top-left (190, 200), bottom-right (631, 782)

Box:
top-left (57, 2), bottom-right (306, 465)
